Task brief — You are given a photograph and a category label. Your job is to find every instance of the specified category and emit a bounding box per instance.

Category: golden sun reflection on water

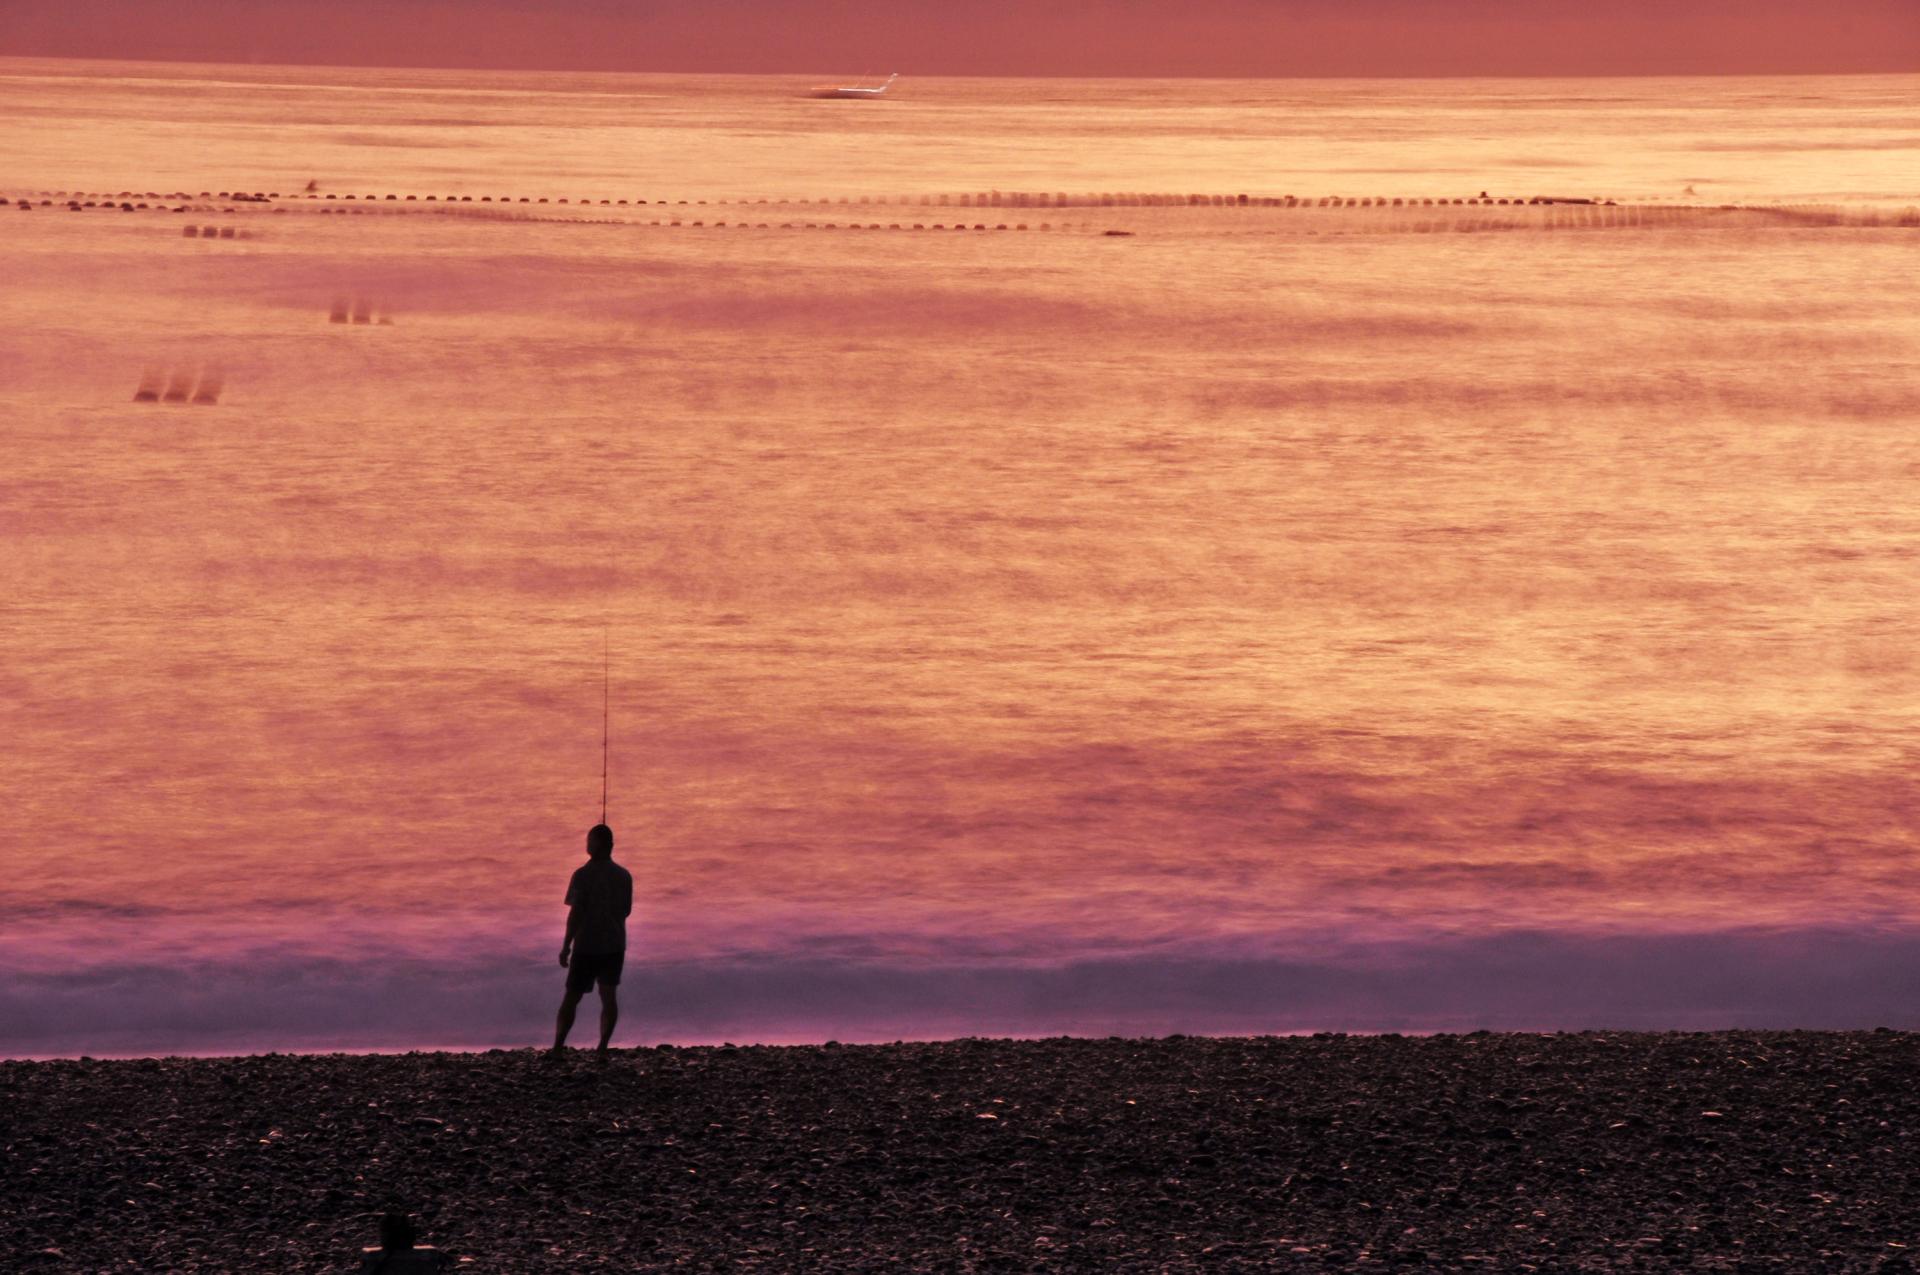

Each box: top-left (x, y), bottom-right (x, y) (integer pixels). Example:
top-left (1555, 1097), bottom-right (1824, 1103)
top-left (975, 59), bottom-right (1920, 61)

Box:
top-left (3, 65), bottom-right (1919, 1047)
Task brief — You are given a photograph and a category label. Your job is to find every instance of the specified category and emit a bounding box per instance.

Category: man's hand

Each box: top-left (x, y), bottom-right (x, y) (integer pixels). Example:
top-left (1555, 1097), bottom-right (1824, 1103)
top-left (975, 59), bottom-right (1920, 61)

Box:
top-left (558, 945), bottom-right (571, 968)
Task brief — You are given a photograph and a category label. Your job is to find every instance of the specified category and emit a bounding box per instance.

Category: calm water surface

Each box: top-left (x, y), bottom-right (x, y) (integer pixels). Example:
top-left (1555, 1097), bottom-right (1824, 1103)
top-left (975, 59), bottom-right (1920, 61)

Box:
top-left (3, 61), bottom-right (1918, 1052)
top-left (4, 60), bottom-right (1918, 203)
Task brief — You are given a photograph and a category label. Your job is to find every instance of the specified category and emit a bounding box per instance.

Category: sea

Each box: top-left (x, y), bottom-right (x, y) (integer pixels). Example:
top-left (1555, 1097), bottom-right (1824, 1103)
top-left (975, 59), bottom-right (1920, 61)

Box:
top-left (3, 60), bottom-right (1918, 1054)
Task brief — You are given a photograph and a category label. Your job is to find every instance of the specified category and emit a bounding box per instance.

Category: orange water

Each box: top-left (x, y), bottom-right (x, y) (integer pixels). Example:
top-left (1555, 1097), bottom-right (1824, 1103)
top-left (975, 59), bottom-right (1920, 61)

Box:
top-left (3, 60), bottom-right (1918, 1052)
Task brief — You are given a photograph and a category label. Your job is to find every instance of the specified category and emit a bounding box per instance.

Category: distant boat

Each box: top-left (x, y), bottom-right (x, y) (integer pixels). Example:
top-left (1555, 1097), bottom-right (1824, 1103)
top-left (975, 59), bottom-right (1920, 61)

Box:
top-left (810, 73), bottom-right (898, 100)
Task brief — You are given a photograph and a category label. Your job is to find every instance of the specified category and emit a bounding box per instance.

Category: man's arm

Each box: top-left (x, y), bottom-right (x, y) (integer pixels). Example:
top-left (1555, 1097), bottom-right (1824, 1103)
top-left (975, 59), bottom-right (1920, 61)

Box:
top-left (560, 903), bottom-right (579, 967)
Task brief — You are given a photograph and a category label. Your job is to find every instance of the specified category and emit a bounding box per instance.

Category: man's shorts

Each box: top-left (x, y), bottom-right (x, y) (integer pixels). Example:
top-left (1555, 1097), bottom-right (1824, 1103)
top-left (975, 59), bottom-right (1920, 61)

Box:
top-left (566, 948), bottom-right (625, 994)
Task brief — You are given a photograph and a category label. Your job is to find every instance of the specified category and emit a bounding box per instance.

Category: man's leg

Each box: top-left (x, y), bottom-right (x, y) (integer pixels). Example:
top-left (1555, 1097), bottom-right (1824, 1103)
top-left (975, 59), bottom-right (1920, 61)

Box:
top-left (554, 988), bottom-right (584, 1051)
top-left (595, 983), bottom-right (619, 1052)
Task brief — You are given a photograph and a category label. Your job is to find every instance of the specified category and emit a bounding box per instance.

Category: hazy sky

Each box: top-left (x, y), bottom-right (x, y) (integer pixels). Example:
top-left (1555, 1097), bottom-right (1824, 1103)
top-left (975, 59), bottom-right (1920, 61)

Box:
top-left (4, 0), bottom-right (1916, 76)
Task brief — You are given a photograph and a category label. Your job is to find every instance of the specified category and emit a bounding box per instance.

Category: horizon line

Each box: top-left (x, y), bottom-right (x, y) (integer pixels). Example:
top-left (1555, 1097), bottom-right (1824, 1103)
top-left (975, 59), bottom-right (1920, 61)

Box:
top-left (5, 51), bottom-right (1915, 83)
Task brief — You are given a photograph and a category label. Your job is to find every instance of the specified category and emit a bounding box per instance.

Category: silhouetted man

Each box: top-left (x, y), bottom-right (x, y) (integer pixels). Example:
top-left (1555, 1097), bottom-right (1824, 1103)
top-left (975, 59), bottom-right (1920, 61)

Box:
top-left (553, 823), bottom-right (632, 1054)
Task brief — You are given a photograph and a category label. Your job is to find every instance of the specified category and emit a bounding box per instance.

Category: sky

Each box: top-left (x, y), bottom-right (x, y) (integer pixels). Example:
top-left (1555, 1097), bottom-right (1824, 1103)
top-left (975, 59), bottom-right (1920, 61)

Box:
top-left (2, 0), bottom-right (1916, 77)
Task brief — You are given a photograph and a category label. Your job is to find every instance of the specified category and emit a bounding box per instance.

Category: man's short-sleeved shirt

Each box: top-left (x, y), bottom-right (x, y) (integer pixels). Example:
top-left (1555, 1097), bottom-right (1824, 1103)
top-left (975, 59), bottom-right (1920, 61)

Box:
top-left (565, 858), bottom-right (633, 955)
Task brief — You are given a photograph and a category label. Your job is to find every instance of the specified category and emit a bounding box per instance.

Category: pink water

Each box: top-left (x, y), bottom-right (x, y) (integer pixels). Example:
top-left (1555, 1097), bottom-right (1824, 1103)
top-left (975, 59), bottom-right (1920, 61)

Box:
top-left (3, 61), bottom-right (1918, 1054)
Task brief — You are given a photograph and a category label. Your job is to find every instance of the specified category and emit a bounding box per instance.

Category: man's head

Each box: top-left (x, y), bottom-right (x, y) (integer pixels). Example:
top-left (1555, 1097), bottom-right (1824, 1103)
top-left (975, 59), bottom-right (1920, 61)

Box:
top-left (587, 823), bottom-right (614, 859)
top-left (378, 1212), bottom-right (417, 1251)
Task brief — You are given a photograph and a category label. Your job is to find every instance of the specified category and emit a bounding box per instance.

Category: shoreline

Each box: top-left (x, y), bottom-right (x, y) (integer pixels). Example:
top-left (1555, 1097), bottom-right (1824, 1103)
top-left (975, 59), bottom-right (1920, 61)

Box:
top-left (7, 1022), bottom-right (1911, 1064)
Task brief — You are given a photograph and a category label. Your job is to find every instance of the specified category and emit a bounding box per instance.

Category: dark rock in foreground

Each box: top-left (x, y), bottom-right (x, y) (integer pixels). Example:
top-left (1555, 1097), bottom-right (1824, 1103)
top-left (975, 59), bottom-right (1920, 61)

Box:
top-left (5, 1031), bottom-right (1919, 1271)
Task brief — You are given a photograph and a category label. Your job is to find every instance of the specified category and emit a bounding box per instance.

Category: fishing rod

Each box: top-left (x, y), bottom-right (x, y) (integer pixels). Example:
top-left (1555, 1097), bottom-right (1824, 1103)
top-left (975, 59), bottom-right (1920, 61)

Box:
top-left (600, 626), bottom-right (610, 825)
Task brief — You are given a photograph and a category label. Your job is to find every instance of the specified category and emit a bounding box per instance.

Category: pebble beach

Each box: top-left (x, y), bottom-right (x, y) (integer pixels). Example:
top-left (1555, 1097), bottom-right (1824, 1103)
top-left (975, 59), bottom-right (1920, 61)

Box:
top-left (8, 1032), bottom-right (1920, 1271)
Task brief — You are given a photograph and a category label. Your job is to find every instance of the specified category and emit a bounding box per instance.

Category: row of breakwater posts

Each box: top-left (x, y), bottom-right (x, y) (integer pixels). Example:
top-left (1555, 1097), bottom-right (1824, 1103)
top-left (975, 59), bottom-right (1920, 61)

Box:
top-left (14, 188), bottom-right (1918, 234)
top-left (21, 188), bottom-right (1631, 207)
top-left (18, 184), bottom-right (1920, 214)
top-left (131, 366), bottom-right (222, 405)
top-left (328, 295), bottom-right (395, 325)
top-left (121, 304), bottom-right (390, 410)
